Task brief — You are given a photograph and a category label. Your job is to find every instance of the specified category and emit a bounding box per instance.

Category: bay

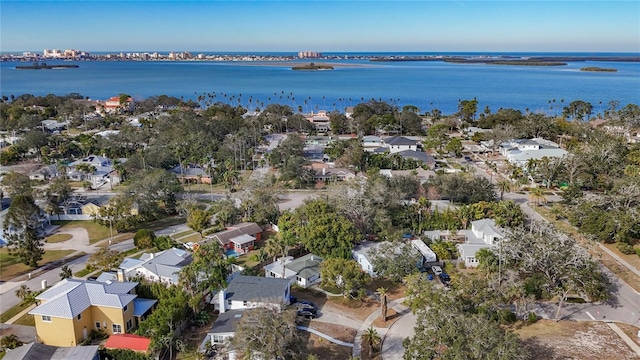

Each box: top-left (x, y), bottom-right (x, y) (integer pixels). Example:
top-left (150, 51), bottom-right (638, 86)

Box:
top-left (1, 52), bottom-right (639, 115)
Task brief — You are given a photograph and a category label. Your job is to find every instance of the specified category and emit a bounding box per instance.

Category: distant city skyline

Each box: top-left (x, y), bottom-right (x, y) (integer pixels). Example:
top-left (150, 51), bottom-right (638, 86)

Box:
top-left (1, 1), bottom-right (639, 53)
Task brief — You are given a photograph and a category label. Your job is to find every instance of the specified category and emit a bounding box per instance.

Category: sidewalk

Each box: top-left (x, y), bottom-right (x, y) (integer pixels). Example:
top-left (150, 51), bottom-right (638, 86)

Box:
top-left (608, 322), bottom-right (640, 356)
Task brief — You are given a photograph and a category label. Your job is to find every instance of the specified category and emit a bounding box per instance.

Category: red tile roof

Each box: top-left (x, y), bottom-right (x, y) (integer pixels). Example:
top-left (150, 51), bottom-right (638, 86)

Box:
top-left (104, 334), bottom-right (151, 352)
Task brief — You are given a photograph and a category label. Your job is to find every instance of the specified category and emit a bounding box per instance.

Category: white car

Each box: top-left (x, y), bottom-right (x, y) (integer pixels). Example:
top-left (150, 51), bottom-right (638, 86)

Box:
top-left (431, 266), bottom-right (443, 276)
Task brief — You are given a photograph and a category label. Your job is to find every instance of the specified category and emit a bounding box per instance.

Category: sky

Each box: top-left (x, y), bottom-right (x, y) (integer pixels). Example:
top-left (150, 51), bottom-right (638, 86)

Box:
top-left (1, 0), bottom-right (639, 53)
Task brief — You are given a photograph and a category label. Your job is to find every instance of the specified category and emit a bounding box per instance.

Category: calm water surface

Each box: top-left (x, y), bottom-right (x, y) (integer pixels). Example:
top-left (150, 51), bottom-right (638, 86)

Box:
top-left (1, 54), bottom-right (639, 114)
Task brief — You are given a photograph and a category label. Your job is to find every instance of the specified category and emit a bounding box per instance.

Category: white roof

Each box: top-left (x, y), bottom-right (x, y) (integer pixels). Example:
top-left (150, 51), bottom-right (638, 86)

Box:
top-left (30, 279), bottom-right (137, 319)
top-left (471, 219), bottom-right (504, 239)
top-left (411, 239), bottom-right (437, 263)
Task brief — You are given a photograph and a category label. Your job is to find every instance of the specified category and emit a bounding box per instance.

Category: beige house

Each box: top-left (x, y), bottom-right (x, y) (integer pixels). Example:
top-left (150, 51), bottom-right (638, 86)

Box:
top-left (29, 279), bottom-right (156, 347)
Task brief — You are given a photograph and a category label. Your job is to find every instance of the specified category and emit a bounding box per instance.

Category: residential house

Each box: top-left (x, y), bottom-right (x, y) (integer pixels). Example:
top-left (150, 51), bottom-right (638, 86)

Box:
top-left (312, 167), bottom-right (356, 183)
top-left (378, 168), bottom-right (436, 183)
top-left (170, 164), bottom-right (212, 184)
top-left (456, 219), bottom-right (504, 268)
top-left (104, 334), bottom-right (151, 354)
top-left (118, 248), bottom-right (192, 285)
top-left (351, 241), bottom-right (392, 277)
top-left (67, 155), bottom-right (123, 189)
top-left (41, 119), bottom-right (70, 133)
top-left (496, 138), bottom-right (568, 168)
top-left (212, 275), bottom-right (291, 313)
top-left (205, 309), bottom-right (244, 346)
top-left (29, 278), bottom-right (156, 347)
top-left (383, 136), bottom-right (419, 153)
top-left (264, 253), bottom-right (323, 288)
top-left (98, 96), bottom-right (133, 114)
top-left (2, 343), bottom-right (99, 360)
top-left (29, 164), bottom-right (59, 182)
top-left (205, 222), bottom-right (263, 257)
top-left (303, 110), bottom-right (330, 132)
top-left (394, 150), bottom-right (435, 168)
top-left (362, 135), bottom-right (383, 152)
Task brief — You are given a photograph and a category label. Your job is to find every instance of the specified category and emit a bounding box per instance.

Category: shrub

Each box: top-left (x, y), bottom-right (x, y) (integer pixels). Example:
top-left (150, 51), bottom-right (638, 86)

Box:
top-left (635, 248), bottom-right (640, 258)
top-left (1, 334), bottom-right (23, 351)
top-left (134, 229), bottom-right (156, 249)
top-left (527, 312), bottom-right (539, 324)
top-left (496, 309), bottom-right (516, 324)
top-left (617, 242), bottom-right (635, 255)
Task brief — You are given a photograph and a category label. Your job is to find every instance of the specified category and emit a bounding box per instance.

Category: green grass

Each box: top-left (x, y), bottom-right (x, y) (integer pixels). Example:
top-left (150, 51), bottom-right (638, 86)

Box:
top-left (13, 313), bottom-right (35, 326)
top-left (0, 248), bottom-right (76, 282)
top-left (74, 267), bottom-right (94, 278)
top-left (45, 233), bottom-right (73, 243)
top-left (180, 233), bottom-right (202, 243)
top-left (173, 230), bottom-right (196, 238)
top-left (0, 302), bottom-right (32, 323)
top-left (136, 216), bottom-right (186, 233)
top-left (51, 220), bottom-right (112, 244)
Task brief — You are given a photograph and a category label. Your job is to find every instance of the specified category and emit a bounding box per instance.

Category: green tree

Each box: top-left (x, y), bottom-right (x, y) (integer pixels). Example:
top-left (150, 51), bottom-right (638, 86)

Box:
top-left (59, 265), bottom-right (72, 279)
top-left (295, 200), bottom-right (359, 259)
top-left (563, 100), bottom-right (593, 121)
top-left (458, 98), bottom-right (479, 122)
top-left (320, 258), bottom-right (370, 298)
top-left (496, 180), bottom-right (511, 201)
top-left (15, 285), bottom-right (33, 304)
top-left (186, 207), bottom-right (210, 235)
top-left (3, 194), bottom-right (43, 267)
top-left (178, 242), bottom-right (229, 315)
top-left (133, 229), bottom-right (156, 249)
top-left (0, 171), bottom-right (32, 197)
top-left (362, 327), bottom-right (381, 358)
top-left (445, 137), bottom-right (463, 157)
top-left (87, 248), bottom-right (122, 272)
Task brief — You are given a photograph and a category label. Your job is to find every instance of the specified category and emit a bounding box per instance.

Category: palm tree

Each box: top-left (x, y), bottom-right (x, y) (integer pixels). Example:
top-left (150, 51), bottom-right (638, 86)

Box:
top-left (377, 287), bottom-right (388, 322)
top-left (361, 327), bottom-right (381, 357)
top-left (528, 187), bottom-right (547, 206)
top-left (15, 285), bottom-right (31, 303)
top-left (497, 180), bottom-right (511, 201)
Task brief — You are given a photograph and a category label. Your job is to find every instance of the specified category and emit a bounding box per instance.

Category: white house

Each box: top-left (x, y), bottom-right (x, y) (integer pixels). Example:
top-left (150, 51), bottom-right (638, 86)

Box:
top-left (264, 254), bottom-right (323, 288)
top-left (456, 219), bottom-right (504, 268)
top-left (212, 275), bottom-right (291, 313)
top-left (206, 309), bottom-right (244, 346)
top-left (383, 136), bottom-right (419, 154)
top-left (498, 138), bottom-right (568, 168)
top-left (118, 248), bottom-right (192, 285)
top-left (351, 241), bottom-right (392, 277)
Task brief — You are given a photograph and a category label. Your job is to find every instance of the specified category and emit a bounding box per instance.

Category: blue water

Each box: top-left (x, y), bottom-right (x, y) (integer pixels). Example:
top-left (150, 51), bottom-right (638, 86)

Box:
top-left (1, 53), bottom-right (639, 114)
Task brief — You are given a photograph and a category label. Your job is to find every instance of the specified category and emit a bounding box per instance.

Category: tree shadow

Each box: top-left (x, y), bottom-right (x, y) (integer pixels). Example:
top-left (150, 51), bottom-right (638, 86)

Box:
top-left (523, 336), bottom-right (558, 360)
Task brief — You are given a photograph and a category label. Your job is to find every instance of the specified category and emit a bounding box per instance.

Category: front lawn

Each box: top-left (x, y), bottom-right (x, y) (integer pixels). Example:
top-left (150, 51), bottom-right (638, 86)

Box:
top-left (51, 220), bottom-right (112, 244)
top-left (0, 248), bottom-right (76, 282)
top-left (0, 302), bottom-right (32, 323)
top-left (45, 233), bottom-right (73, 243)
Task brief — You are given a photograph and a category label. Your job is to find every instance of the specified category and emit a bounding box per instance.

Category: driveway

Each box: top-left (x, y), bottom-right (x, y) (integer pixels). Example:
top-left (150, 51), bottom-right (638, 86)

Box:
top-left (381, 311), bottom-right (416, 360)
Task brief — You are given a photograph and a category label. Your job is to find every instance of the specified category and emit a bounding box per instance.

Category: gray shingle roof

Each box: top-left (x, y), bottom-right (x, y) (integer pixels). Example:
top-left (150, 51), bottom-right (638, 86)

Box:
top-left (30, 279), bottom-right (137, 319)
top-left (285, 254), bottom-right (322, 279)
top-left (471, 219), bottom-right (503, 238)
top-left (208, 309), bottom-right (244, 334)
top-left (2, 343), bottom-right (99, 360)
top-left (384, 136), bottom-right (417, 146)
top-left (225, 275), bottom-right (290, 302)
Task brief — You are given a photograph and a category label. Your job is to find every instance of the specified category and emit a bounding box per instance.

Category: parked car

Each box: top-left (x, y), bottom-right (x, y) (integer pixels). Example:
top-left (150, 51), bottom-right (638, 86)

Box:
top-left (439, 272), bottom-right (451, 286)
top-left (297, 309), bottom-right (317, 319)
top-left (464, 156), bottom-right (473, 162)
top-left (297, 303), bottom-right (316, 312)
top-left (297, 300), bottom-right (316, 308)
top-left (431, 266), bottom-right (443, 276)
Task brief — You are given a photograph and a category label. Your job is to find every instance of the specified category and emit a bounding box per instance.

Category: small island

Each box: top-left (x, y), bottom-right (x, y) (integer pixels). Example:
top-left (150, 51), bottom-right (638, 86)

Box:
top-left (291, 62), bottom-right (334, 71)
top-left (16, 62), bottom-right (79, 70)
top-left (580, 66), bottom-right (617, 72)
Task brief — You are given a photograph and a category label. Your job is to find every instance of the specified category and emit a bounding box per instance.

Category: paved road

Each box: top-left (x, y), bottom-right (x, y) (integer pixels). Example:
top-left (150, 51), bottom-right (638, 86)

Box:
top-left (381, 312), bottom-right (416, 360)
